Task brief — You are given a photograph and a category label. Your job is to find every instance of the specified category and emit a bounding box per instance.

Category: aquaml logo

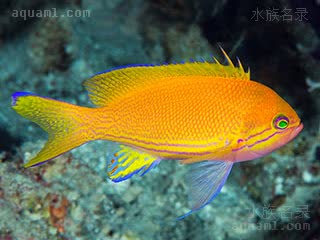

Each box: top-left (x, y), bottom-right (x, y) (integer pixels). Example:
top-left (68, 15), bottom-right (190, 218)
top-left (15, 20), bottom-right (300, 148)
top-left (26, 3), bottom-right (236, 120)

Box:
top-left (11, 8), bottom-right (91, 20)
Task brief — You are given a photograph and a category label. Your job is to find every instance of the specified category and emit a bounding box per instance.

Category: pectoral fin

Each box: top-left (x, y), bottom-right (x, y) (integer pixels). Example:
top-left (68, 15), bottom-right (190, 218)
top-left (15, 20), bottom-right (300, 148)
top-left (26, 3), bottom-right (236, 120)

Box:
top-left (177, 160), bottom-right (233, 220)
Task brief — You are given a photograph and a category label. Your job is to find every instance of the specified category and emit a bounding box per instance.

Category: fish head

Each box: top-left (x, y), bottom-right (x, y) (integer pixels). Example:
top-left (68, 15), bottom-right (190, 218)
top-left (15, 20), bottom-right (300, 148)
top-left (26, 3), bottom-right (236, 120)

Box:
top-left (235, 84), bottom-right (303, 161)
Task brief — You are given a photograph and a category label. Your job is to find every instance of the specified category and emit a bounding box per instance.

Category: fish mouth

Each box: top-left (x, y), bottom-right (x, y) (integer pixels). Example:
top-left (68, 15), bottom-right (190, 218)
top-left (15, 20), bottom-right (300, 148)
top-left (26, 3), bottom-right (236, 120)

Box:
top-left (290, 122), bottom-right (303, 139)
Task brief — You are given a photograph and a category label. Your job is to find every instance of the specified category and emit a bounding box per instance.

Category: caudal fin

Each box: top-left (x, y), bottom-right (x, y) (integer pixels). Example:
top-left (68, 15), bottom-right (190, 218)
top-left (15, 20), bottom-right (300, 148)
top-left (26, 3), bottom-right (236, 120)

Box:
top-left (12, 92), bottom-right (93, 168)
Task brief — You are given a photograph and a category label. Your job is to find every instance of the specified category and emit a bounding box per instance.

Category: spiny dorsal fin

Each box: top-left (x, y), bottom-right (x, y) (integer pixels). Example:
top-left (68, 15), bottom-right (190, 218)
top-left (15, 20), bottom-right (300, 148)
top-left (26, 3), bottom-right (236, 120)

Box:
top-left (84, 49), bottom-right (250, 107)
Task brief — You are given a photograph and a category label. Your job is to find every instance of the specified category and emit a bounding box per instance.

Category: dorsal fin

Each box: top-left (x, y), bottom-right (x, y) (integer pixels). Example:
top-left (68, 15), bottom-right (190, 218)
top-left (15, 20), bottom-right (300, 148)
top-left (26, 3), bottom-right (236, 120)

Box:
top-left (83, 50), bottom-right (250, 107)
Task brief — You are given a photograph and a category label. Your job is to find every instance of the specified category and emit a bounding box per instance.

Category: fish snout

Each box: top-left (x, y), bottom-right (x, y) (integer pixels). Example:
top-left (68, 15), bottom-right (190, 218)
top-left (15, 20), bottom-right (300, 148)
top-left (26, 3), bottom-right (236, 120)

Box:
top-left (290, 122), bottom-right (303, 139)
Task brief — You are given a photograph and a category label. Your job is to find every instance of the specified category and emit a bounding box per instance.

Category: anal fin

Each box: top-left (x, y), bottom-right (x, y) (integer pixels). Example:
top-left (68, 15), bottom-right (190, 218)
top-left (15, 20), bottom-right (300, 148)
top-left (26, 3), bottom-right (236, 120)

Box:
top-left (107, 145), bottom-right (161, 182)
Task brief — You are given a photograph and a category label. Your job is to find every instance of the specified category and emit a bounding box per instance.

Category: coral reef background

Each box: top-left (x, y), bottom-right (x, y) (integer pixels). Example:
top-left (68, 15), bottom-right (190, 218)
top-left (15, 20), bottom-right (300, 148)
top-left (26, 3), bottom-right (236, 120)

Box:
top-left (0, 0), bottom-right (319, 239)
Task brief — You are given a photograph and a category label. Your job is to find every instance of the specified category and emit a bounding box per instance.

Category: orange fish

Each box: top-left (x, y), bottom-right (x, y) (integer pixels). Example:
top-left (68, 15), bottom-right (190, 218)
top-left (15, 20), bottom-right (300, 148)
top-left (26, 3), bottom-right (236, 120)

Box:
top-left (12, 49), bottom-right (303, 218)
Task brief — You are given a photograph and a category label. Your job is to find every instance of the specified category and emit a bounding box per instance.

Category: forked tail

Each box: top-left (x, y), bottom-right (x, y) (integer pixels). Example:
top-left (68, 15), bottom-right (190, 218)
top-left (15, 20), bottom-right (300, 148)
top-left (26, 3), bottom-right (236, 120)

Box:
top-left (12, 92), bottom-right (94, 167)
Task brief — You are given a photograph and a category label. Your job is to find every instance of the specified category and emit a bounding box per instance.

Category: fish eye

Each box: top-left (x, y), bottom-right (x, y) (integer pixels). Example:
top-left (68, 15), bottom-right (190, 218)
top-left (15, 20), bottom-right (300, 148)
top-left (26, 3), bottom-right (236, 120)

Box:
top-left (273, 114), bottom-right (289, 130)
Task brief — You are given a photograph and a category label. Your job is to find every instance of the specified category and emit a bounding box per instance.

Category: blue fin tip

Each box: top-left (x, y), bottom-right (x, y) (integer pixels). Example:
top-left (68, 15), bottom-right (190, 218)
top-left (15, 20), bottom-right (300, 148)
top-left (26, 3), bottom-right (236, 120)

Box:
top-left (11, 92), bottom-right (35, 106)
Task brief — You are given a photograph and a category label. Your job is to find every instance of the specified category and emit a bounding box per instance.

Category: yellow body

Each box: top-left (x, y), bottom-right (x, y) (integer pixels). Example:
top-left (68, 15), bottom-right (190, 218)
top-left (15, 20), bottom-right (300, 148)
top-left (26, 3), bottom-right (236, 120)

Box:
top-left (91, 76), bottom-right (290, 160)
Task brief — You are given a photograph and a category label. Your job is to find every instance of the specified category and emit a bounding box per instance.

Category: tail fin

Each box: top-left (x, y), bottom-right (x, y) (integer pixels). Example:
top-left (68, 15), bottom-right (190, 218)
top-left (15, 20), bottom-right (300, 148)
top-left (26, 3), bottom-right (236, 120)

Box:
top-left (12, 92), bottom-right (93, 168)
